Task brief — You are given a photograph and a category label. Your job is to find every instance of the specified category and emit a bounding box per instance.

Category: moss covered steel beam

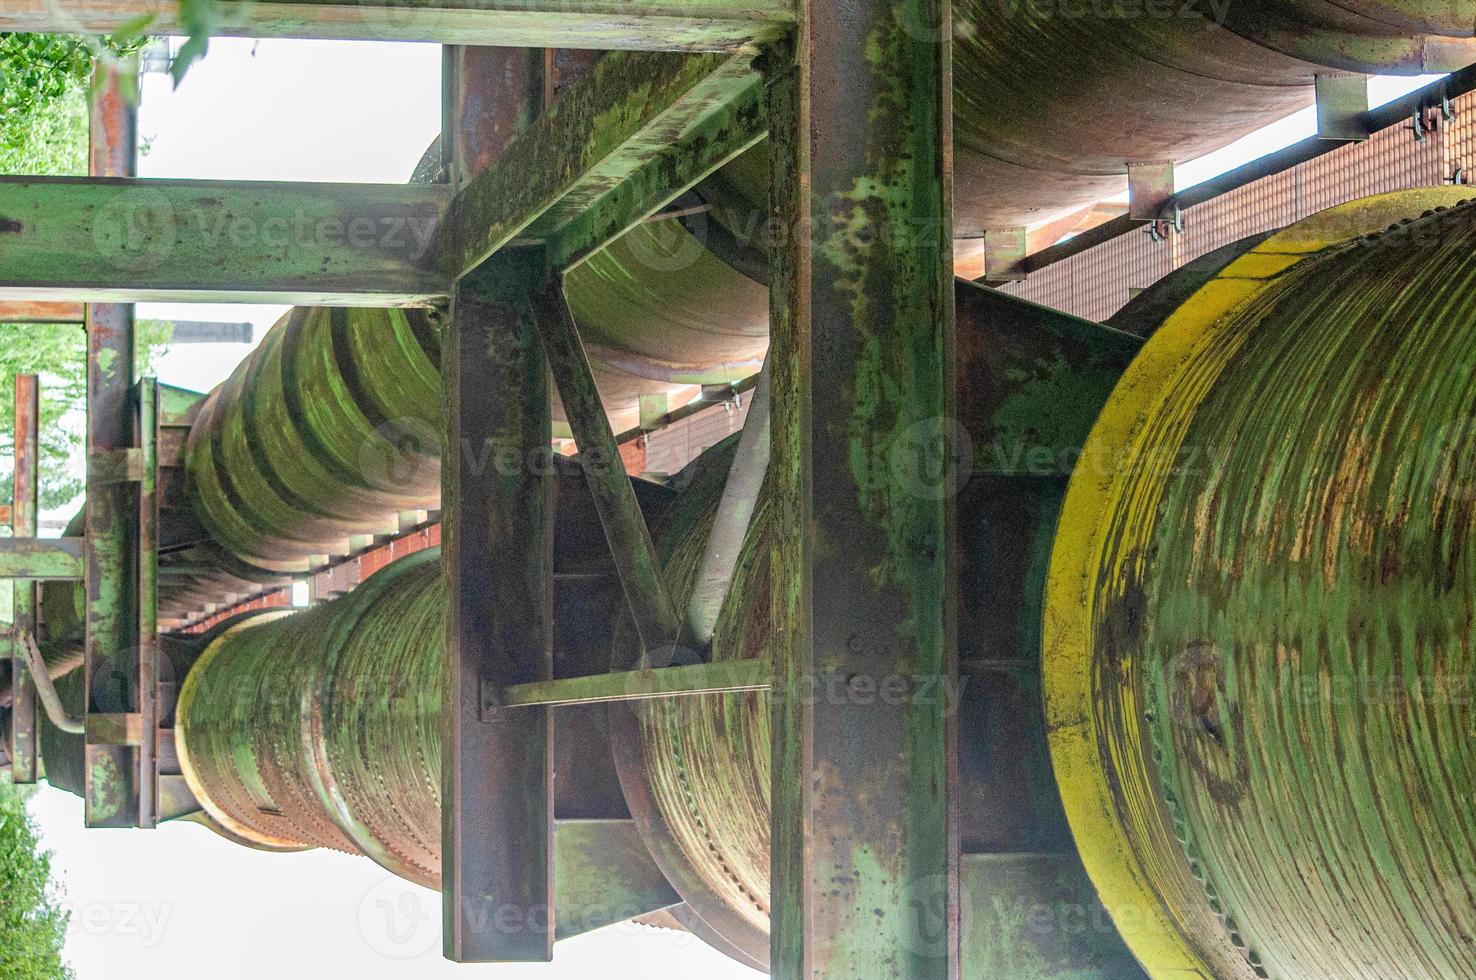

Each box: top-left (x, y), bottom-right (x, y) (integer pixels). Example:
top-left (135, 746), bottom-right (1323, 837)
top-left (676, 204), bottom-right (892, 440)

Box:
top-left (443, 258), bottom-right (556, 963)
top-left (0, 538), bottom-right (84, 580)
top-left (765, 0), bottom-right (956, 965)
top-left (0, 0), bottom-right (790, 52)
top-left (0, 177), bottom-right (450, 306)
top-left (538, 69), bottom-right (766, 274)
top-left (84, 60), bottom-right (142, 830)
top-left (8, 375), bottom-right (40, 784)
top-left (135, 378), bottom-right (160, 829)
top-left (437, 51), bottom-right (760, 281)
top-left (442, 46), bottom-right (555, 960)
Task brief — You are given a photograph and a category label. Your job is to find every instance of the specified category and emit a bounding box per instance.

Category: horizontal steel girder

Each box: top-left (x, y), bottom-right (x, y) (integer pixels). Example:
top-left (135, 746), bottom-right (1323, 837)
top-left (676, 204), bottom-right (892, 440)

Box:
top-left (0, 177), bottom-right (450, 306)
top-left (438, 51), bottom-right (764, 281)
top-left (0, 0), bottom-right (791, 52)
top-left (0, 538), bottom-right (84, 581)
top-left (0, 53), bottom-right (763, 306)
top-left (497, 659), bottom-right (771, 709)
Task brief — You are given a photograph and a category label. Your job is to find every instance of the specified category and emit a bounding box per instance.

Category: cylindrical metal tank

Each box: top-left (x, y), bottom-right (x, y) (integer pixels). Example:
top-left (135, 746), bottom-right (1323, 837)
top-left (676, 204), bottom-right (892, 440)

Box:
top-left (168, 188), bottom-right (1476, 975)
top-left (175, 549), bottom-right (445, 882)
top-left (167, 3), bottom-right (1475, 597)
top-left (1044, 189), bottom-right (1476, 980)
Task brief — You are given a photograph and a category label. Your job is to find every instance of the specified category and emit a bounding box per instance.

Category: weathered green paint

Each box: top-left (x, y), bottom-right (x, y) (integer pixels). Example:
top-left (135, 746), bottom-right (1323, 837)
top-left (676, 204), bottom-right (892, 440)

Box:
top-left (552, 820), bottom-right (681, 940)
top-left (0, 0), bottom-right (793, 52)
top-left (500, 658), bottom-right (770, 708)
top-left (610, 450), bottom-right (774, 965)
top-left (175, 552), bottom-right (678, 937)
top-left (9, 374), bottom-right (40, 783)
top-left (0, 537), bottom-right (85, 580)
top-left (84, 62), bottom-right (140, 830)
top-left (1048, 197), bottom-right (1476, 979)
top-left (0, 176), bottom-right (449, 306)
top-left (136, 378), bottom-right (160, 828)
top-left (956, 282), bottom-right (1141, 476)
top-left (766, 0), bottom-right (957, 964)
top-left (443, 246), bottom-right (555, 960)
top-left (530, 281), bottom-right (681, 663)
top-left (959, 854), bottom-right (1145, 979)
top-left (438, 52), bottom-right (756, 281)
top-left (538, 68), bottom-right (766, 274)
top-left (186, 306), bottom-right (442, 569)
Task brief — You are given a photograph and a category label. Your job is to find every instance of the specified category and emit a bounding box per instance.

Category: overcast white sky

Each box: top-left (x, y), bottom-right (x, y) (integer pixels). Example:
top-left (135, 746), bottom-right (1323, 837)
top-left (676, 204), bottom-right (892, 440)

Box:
top-left (22, 34), bottom-right (1444, 980)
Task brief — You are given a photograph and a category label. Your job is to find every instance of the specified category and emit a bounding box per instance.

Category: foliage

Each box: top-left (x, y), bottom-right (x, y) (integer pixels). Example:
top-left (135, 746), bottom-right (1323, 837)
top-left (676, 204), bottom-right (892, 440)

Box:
top-left (0, 35), bottom-right (171, 510)
top-left (174, 0), bottom-right (226, 85)
top-left (0, 773), bottom-right (72, 980)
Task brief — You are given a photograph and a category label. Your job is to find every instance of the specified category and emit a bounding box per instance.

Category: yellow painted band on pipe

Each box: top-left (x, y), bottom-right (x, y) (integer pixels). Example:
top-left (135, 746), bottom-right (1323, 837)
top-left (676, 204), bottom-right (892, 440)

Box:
top-left (1041, 187), bottom-right (1474, 979)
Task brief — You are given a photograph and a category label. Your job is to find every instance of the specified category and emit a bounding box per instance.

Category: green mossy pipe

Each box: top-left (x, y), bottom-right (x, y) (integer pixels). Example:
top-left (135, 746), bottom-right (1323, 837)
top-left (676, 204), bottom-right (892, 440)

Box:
top-left (1046, 199), bottom-right (1476, 978)
top-left (168, 2), bottom-right (1467, 583)
top-left (176, 549), bottom-right (444, 882)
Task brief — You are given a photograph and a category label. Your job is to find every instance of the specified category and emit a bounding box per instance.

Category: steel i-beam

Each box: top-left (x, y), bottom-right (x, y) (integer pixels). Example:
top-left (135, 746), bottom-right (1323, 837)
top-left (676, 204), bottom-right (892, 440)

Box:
top-left (84, 60), bottom-right (144, 829)
top-left (441, 47), bottom-right (555, 964)
top-left (766, 3), bottom-right (959, 975)
top-left (8, 374), bottom-right (40, 784)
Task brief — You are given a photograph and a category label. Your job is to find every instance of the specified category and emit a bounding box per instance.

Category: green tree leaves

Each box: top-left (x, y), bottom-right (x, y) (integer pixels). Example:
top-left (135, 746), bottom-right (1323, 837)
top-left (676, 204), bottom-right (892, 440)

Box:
top-left (0, 35), bottom-right (171, 511)
top-left (0, 776), bottom-right (72, 980)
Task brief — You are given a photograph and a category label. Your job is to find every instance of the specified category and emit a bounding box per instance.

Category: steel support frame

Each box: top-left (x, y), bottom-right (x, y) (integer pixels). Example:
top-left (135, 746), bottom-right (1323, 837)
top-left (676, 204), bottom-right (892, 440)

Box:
top-left (528, 282), bottom-right (681, 666)
top-left (83, 60), bottom-right (157, 830)
top-left (0, 0), bottom-right (792, 52)
top-left (0, 176), bottom-right (450, 306)
top-left (8, 375), bottom-right (40, 783)
top-left (441, 46), bottom-right (556, 964)
top-left (766, 0), bottom-right (959, 974)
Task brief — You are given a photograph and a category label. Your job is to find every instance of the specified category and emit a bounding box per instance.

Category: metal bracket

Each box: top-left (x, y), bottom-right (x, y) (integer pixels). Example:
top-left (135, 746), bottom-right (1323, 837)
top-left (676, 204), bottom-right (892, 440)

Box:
top-left (981, 227), bottom-right (1027, 283)
top-left (1315, 73), bottom-right (1370, 142)
top-left (87, 447), bottom-right (147, 485)
top-left (1146, 204), bottom-right (1184, 243)
top-left (1128, 161), bottom-right (1176, 223)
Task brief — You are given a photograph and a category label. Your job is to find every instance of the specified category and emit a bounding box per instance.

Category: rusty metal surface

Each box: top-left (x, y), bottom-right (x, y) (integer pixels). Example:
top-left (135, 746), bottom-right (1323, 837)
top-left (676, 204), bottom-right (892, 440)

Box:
top-left (98, 8), bottom-right (1476, 614)
top-left (531, 281), bottom-right (680, 664)
top-left (1045, 191), bottom-right (1476, 979)
top-left (83, 60), bottom-right (141, 829)
top-left (9, 374), bottom-right (39, 783)
top-left (765, 8), bottom-right (958, 975)
top-left (441, 43), bottom-right (556, 960)
top-left (172, 542), bottom-right (678, 937)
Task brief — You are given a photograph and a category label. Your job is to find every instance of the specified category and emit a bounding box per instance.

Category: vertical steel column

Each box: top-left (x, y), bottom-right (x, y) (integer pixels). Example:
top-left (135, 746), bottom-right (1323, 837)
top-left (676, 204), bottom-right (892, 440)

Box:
top-left (8, 374), bottom-right (39, 784)
top-left (441, 47), bottom-right (556, 963)
top-left (766, 0), bottom-right (958, 971)
top-left (84, 60), bottom-right (140, 828)
top-left (135, 378), bottom-right (158, 828)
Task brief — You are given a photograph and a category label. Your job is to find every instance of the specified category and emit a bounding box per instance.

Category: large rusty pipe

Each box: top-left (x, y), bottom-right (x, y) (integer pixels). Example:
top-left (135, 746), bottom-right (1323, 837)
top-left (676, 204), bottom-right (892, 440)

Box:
top-left (155, 4), bottom-right (1471, 601)
top-left (163, 188), bottom-right (1476, 974)
top-left (1044, 190), bottom-right (1476, 979)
